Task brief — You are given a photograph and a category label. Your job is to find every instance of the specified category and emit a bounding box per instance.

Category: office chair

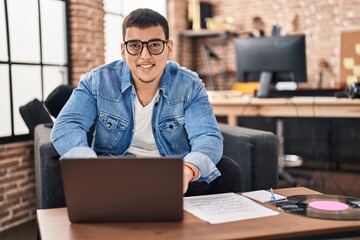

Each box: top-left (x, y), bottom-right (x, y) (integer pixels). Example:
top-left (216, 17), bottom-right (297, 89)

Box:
top-left (19, 98), bottom-right (53, 137)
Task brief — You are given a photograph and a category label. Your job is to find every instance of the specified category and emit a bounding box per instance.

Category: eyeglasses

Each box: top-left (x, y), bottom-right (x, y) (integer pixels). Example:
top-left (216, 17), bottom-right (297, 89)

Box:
top-left (124, 39), bottom-right (168, 56)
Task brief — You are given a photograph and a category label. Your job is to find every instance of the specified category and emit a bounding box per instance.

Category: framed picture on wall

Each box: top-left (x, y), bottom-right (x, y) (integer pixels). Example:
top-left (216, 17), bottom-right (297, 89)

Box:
top-left (340, 29), bottom-right (360, 86)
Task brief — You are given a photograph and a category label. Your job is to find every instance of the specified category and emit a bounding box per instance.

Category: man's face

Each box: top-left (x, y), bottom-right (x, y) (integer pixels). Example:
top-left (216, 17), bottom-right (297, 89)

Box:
top-left (121, 25), bottom-right (173, 85)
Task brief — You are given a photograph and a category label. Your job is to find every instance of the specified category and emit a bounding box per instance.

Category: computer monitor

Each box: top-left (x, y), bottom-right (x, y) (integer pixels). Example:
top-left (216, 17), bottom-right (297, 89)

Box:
top-left (233, 35), bottom-right (307, 97)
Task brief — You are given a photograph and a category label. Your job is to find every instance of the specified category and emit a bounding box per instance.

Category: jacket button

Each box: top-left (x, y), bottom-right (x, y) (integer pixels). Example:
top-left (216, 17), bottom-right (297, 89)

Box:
top-left (107, 123), bottom-right (112, 127)
top-left (169, 124), bottom-right (174, 129)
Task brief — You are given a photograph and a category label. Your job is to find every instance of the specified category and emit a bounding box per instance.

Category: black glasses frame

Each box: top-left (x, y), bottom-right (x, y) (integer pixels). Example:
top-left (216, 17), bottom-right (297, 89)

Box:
top-left (124, 38), bottom-right (168, 56)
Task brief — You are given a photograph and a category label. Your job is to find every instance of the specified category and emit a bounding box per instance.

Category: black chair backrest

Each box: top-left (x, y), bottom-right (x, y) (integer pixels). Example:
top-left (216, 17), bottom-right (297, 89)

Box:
top-left (19, 98), bottom-right (53, 137)
top-left (44, 85), bottom-right (74, 118)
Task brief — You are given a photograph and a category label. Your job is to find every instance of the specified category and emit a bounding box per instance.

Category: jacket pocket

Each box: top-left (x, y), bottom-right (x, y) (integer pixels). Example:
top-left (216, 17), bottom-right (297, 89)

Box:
top-left (94, 112), bottom-right (129, 150)
top-left (158, 115), bottom-right (185, 132)
top-left (158, 116), bottom-right (189, 152)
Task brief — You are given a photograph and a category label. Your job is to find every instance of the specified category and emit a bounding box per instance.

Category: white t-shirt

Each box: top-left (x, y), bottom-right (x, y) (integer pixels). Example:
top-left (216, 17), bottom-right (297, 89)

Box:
top-left (127, 91), bottom-right (160, 157)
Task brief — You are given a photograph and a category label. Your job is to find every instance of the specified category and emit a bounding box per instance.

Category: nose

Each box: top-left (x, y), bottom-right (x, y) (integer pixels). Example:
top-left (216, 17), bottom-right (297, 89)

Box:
top-left (139, 43), bottom-right (151, 59)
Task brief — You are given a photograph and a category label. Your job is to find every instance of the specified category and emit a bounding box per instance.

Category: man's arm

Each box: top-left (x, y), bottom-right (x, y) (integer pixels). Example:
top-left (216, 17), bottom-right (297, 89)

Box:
top-left (51, 74), bottom-right (97, 158)
top-left (183, 79), bottom-right (223, 183)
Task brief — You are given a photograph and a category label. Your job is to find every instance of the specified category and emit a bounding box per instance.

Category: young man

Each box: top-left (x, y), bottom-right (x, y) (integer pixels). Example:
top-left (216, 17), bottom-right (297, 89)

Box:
top-left (51, 8), bottom-right (226, 195)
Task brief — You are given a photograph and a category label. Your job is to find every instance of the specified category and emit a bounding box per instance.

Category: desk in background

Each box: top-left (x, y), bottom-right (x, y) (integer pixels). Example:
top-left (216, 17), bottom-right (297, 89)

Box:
top-left (208, 94), bottom-right (360, 126)
top-left (37, 187), bottom-right (360, 240)
top-left (209, 93), bottom-right (360, 168)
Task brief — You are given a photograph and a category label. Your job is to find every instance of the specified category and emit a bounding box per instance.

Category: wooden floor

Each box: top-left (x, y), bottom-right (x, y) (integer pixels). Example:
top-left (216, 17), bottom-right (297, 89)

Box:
top-left (0, 167), bottom-right (359, 240)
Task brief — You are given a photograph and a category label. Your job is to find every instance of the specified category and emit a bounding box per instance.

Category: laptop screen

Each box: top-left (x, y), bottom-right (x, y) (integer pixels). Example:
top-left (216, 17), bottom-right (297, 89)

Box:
top-left (60, 157), bottom-right (183, 223)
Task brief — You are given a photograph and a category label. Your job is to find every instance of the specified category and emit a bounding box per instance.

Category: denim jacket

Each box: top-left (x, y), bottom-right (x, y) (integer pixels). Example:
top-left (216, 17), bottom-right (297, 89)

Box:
top-left (51, 60), bottom-right (223, 183)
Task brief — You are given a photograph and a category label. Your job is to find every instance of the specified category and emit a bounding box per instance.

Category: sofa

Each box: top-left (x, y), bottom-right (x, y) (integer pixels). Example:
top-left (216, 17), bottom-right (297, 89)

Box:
top-left (34, 123), bottom-right (278, 209)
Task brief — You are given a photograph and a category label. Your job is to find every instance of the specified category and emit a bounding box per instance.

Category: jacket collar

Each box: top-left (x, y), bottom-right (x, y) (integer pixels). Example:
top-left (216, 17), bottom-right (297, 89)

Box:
top-left (120, 63), bottom-right (132, 93)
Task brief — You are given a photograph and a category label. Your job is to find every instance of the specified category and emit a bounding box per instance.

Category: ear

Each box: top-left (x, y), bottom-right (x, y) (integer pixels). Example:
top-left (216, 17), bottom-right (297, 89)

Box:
top-left (166, 39), bottom-right (174, 59)
top-left (121, 43), bottom-right (126, 60)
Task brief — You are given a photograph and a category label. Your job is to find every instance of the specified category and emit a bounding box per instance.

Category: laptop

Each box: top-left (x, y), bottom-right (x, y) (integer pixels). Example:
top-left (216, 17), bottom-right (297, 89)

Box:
top-left (60, 156), bottom-right (183, 223)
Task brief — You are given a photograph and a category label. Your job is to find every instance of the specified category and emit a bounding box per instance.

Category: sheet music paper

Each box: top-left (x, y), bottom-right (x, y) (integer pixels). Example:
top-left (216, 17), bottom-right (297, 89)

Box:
top-left (183, 192), bottom-right (279, 224)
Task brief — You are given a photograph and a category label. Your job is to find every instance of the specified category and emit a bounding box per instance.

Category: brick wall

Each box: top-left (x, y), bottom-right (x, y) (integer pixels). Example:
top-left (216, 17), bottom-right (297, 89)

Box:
top-left (168, 0), bottom-right (189, 64)
top-left (70, 0), bottom-right (105, 86)
top-left (0, 141), bottom-right (36, 232)
top-left (168, 0), bottom-right (360, 89)
top-left (72, 0), bottom-right (360, 89)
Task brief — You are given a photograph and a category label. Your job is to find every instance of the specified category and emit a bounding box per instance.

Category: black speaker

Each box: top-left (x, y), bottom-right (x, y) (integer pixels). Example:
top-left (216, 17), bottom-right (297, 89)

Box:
top-left (200, 3), bottom-right (213, 29)
top-left (348, 82), bottom-right (360, 99)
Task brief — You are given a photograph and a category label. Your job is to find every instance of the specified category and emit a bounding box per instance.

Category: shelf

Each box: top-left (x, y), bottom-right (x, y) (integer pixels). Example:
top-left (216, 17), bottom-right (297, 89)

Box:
top-left (180, 29), bottom-right (238, 38)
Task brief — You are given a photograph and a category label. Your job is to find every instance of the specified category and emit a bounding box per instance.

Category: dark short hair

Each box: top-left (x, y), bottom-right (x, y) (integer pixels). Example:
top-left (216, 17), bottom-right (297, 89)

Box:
top-left (122, 8), bottom-right (169, 41)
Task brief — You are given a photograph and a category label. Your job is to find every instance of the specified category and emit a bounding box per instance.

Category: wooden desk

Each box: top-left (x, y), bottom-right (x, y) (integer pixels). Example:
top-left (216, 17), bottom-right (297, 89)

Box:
top-left (37, 187), bottom-right (360, 240)
top-left (209, 94), bottom-right (360, 126)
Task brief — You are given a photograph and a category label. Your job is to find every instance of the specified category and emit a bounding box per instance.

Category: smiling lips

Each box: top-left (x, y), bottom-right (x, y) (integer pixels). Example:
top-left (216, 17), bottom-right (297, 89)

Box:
top-left (139, 64), bottom-right (154, 70)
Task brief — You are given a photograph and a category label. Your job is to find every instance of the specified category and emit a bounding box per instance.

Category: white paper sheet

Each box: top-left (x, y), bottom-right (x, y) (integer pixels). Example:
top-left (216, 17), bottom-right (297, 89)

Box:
top-left (183, 192), bottom-right (279, 224)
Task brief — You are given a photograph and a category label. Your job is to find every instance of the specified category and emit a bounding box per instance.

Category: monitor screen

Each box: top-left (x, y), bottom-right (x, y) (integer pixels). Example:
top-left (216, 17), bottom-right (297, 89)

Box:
top-left (233, 35), bottom-right (307, 84)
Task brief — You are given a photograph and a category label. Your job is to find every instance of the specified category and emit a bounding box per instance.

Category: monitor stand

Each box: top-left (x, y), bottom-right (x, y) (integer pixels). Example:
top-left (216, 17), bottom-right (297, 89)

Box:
top-left (256, 71), bottom-right (273, 98)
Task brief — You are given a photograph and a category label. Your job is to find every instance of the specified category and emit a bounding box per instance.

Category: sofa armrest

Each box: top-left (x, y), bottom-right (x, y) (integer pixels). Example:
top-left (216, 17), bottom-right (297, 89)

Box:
top-left (219, 123), bottom-right (278, 191)
top-left (34, 124), bottom-right (65, 209)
